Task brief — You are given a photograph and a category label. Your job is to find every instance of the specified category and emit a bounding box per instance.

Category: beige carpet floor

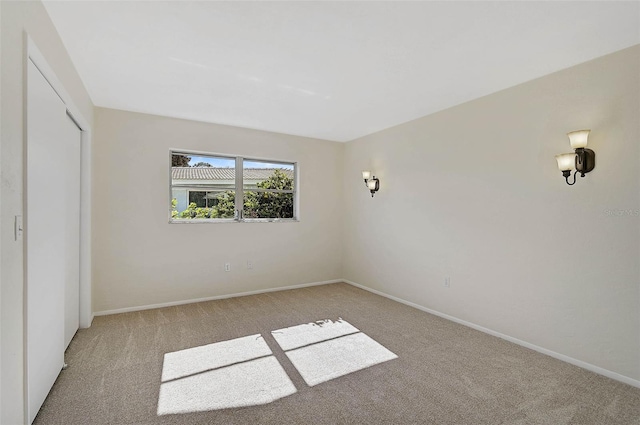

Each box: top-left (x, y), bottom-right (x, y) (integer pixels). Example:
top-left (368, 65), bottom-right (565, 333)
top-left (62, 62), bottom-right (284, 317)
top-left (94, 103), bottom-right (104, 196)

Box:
top-left (34, 283), bottom-right (640, 425)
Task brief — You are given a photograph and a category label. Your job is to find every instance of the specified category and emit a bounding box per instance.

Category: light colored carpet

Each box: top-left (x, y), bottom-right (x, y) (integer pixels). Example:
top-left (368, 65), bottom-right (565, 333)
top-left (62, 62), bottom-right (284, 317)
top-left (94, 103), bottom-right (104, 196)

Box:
top-left (34, 282), bottom-right (640, 424)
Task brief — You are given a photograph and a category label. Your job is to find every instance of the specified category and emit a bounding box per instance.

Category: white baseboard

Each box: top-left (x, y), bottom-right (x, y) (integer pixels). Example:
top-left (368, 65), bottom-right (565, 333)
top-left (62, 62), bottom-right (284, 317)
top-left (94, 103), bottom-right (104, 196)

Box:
top-left (344, 279), bottom-right (640, 389)
top-left (90, 277), bottom-right (640, 389)
top-left (93, 279), bottom-right (341, 316)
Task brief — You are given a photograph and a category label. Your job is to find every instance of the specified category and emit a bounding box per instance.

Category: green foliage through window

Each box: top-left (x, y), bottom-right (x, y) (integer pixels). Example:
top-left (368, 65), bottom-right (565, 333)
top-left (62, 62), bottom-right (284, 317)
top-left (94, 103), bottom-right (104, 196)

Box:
top-left (243, 170), bottom-right (294, 219)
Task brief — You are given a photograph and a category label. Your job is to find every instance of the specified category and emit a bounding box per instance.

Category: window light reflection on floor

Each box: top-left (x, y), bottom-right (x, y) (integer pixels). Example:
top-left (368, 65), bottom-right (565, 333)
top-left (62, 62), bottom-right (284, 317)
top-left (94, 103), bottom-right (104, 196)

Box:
top-left (156, 319), bottom-right (397, 415)
top-left (157, 335), bottom-right (296, 415)
top-left (272, 319), bottom-right (398, 387)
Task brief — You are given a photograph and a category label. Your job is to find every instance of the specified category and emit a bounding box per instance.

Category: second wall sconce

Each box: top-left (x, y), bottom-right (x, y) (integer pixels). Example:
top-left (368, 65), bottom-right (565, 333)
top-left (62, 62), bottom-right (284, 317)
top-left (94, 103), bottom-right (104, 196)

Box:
top-left (362, 171), bottom-right (380, 197)
top-left (555, 129), bottom-right (595, 185)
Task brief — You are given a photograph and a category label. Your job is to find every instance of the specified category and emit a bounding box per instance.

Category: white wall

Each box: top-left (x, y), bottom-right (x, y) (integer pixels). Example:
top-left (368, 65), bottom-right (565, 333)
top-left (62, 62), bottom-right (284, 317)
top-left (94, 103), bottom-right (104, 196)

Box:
top-left (0, 1), bottom-right (3, 416)
top-left (0, 1), bottom-right (94, 423)
top-left (92, 108), bottom-right (343, 313)
top-left (343, 45), bottom-right (640, 382)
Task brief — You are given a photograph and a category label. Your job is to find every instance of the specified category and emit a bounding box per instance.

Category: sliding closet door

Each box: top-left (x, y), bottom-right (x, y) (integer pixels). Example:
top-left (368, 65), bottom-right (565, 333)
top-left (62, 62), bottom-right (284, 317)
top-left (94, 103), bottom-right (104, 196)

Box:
top-left (26, 58), bottom-right (81, 424)
top-left (62, 114), bottom-right (81, 349)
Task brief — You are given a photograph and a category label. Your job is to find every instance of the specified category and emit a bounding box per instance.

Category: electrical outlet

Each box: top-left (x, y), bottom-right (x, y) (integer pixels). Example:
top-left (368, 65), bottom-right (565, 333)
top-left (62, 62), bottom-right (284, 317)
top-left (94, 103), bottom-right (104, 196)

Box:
top-left (247, 260), bottom-right (253, 269)
top-left (444, 277), bottom-right (450, 288)
top-left (224, 263), bottom-right (231, 272)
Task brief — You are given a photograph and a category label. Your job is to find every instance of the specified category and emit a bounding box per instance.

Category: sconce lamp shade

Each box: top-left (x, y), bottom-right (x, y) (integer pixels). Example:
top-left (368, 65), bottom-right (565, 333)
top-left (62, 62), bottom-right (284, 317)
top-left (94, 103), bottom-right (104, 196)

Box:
top-left (567, 130), bottom-right (590, 149)
top-left (366, 176), bottom-right (380, 197)
top-left (362, 171), bottom-right (379, 197)
top-left (555, 153), bottom-right (576, 171)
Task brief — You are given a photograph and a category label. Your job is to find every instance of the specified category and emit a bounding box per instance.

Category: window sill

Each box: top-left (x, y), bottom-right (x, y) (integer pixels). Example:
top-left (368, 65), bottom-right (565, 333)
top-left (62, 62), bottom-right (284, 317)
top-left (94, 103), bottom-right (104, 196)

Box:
top-left (242, 218), bottom-right (299, 223)
top-left (169, 218), bottom-right (299, 224)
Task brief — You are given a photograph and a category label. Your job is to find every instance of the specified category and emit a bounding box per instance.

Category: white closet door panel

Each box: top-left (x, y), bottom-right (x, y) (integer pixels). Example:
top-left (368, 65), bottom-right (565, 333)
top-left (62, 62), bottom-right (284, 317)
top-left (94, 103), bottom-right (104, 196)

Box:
top-left (63, 115), bottom-right (81, 349)
top-left (26, 59), bottom-right (72, 424)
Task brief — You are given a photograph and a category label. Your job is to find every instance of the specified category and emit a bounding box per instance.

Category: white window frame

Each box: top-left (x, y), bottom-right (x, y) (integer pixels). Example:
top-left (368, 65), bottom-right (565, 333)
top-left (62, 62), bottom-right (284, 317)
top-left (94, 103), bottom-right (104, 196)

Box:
top-left (170, 150), bottom-right (298, 223)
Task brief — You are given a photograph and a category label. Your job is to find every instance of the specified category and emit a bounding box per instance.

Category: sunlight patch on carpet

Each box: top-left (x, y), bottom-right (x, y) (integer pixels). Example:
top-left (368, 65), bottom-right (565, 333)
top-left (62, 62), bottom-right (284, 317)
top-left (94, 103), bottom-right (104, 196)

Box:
top-left (157, 319), bottom-right (398, 415)
top-left (272, 319), bottom-right (398, 386)
top-left (271, 318), bottom-right (359, 350)
top-left (160, 334), bottom-right (272, 381)
top-left (157, 335), bottom-right (296, 415)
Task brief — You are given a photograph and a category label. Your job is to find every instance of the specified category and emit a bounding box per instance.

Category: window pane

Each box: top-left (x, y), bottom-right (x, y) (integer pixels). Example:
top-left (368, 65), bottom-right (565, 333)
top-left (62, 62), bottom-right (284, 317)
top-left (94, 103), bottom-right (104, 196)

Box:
top-left (171, 153), bottom-right (236, 220)
top-left (172, 191), bottom-right (235, 219)
top-left (243, 191), bottom-right (294, 219)
top-left (243, 160), bottom-right (294, 191)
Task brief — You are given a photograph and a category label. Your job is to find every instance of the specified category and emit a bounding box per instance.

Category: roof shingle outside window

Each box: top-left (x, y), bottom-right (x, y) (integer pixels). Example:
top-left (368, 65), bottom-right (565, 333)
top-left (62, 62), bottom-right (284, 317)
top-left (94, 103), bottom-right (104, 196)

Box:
top-left (171, 167), bottom-right (293, 180)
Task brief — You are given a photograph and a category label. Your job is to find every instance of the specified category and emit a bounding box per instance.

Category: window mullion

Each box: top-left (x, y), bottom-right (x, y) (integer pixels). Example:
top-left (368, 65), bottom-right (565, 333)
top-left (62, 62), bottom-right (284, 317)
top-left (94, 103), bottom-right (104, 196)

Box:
top-left (235, 157), bottom-right (243, 221)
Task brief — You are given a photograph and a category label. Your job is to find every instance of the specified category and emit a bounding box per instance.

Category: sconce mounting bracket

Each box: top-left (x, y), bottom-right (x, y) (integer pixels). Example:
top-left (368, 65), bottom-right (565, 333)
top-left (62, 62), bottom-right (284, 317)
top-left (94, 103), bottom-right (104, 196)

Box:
top-left (575, 148), bottom-right (595, 176)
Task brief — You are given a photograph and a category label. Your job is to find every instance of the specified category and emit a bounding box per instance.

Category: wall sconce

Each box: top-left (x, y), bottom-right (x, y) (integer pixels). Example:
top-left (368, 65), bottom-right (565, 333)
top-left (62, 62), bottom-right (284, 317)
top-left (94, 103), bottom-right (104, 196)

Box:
top-left (362, 171), bottom-right (380, 197)
top-left (555, 130), bottom-right (595, 185)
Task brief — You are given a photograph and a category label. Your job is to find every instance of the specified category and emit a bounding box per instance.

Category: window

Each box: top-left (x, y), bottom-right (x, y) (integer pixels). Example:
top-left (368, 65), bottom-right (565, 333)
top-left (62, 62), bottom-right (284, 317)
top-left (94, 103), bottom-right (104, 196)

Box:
top-left (170, 151), bottom-right (297, 222)
top-left (243, 159), bottom-right (295, 219)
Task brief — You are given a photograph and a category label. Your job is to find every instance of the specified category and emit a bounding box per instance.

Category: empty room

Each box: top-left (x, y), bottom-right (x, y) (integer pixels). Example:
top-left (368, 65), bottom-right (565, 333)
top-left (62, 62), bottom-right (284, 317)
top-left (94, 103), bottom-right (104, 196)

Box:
top-left (1, 1), bottom-right (639, 424)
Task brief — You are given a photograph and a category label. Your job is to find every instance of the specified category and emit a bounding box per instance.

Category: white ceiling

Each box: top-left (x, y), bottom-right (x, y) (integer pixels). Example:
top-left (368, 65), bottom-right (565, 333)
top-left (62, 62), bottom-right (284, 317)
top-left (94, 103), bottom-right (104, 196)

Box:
top-left (43, 1), bottom-right (640, 142)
